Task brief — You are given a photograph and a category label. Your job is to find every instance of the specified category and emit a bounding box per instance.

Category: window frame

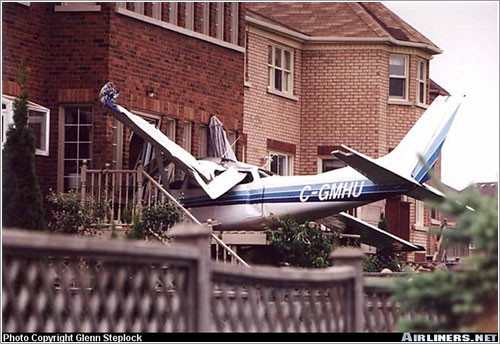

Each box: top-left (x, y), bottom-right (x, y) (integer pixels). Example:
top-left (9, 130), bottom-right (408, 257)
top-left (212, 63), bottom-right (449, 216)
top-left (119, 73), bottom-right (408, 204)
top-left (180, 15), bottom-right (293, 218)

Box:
top-left (317, 156), bottom-right (346, 173)
top-left (169, 2), bottom-right (178, 25)
top-left (268, 150), bottom-right (294, 176)
top-left (185, 2), bottom-right (194, 30)
top-left (2, 95), bottom-right (50, 156)
top-left (183, 121), bottom-right (193, 153)
top-left (216, 2), bottom-right (224, 40)
top-left (268, 45), bottom-right (294, 95)
top-left (230, 2), bottom-right (239, 44)
top-left (59, 105), bottom-right (94, 193)
top-left (417, 58), bottom-right (427, 105)
top-left (389, 54), bottom-right (409, 100)
top-left (198, 124), bottom-right (208, 158)
top-left (415, 199), bottom-right (424, 227)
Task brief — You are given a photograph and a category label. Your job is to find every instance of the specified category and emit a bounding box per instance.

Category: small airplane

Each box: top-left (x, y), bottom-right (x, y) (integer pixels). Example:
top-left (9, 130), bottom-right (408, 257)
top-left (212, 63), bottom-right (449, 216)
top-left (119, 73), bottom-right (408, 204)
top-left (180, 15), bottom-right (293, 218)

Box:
top-left (99, 82), bottom-right (463, 252)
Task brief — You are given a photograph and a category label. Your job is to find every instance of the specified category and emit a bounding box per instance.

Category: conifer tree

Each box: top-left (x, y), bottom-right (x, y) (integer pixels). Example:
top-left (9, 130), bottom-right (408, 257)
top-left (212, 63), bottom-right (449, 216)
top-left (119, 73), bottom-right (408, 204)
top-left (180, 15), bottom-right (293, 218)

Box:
top-left (2, 68), bottom-right (45, 229)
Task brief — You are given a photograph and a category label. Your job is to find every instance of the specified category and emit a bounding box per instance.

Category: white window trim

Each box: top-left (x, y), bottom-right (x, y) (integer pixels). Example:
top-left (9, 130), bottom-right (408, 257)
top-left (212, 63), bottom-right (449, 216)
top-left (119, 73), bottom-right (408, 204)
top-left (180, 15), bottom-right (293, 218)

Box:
top-left (169, 2), bottom-right (178, 25)
top-left (2, 95), bottom-right (50, 156)
top-left (199, 124), bottom-right (208, 158)
top-left (185, 2), bottom-right (194, 31)
top-left (201, 2), bottom-right (210, 35)
top-left (389, 54), bottom-right (409, 101)
top-left (317, 156), bottom-right (346, 173)
top-left (417, 58), bottom-right (427, 106)
top-left (165, 117), bottom-right (176, 142)
top-left (230, 3), bottom-right (239, 44)
top-left (268, 150), bottom-right (294, 176)
top-left (415, 200), bottom-right (424, 227)
top-left (183, 121), bottom-right (193, 153)
top-left (115, 6), bottom-right (244, 53)
top-left (268, 45), bottom-right (294, 96)
top-left (55, 2), bottom-right (101, 12)
top-left (216, 2), bottom-right (224, 40)
top-left (152, 2), bottom-right (162, 20)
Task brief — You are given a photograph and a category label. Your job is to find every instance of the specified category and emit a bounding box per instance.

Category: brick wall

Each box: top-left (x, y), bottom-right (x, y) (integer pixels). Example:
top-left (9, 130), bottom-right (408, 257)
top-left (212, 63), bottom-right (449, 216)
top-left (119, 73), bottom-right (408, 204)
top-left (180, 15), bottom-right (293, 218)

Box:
top-left (243, 31), bottom-right (302, 170)
top-left (2, 2), bottom-right (245, 193)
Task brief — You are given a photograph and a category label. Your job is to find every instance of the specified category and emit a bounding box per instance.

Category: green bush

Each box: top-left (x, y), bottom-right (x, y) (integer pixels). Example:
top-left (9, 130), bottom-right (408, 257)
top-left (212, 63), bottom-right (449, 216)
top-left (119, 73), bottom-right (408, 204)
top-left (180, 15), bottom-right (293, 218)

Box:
top-left (363, 252), bottom-right (402, 272)
top-left (393, 187), bottom-right (498, 331)
top-left (45, 191), bottom-right (104, 236)
top-left (126, 202), bottom-right (184, 241)
top-left (2, 68), bottom-right (45, 230)
top-left (266, 217), bottom-right (336, 268)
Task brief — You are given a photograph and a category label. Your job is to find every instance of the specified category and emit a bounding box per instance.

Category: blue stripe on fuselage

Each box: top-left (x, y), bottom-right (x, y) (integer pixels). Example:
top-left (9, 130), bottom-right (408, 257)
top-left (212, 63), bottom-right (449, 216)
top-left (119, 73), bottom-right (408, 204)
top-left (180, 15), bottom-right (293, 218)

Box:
top-left (183, 180), bottom-right (413, 208)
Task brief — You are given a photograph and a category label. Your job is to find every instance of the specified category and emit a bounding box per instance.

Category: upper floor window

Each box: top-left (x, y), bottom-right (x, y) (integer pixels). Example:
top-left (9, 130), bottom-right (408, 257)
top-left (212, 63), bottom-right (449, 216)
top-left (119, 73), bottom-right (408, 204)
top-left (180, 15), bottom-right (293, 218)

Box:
top-left (199, 124), bottom-right (208, 158)
top-left (389, 55), bottom-right (408, 100)
top-left (268, 46), bottom-right (293, 94)
top-left (417, 59), bottom-right (427, 105)
top-left (2, 95), bottom-right (50, 156)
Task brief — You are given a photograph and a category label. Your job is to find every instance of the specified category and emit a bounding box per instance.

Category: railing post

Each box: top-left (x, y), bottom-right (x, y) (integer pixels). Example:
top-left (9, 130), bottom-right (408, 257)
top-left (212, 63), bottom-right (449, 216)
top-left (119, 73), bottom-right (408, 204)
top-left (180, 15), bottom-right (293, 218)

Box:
top-left (170, 223), bottom-right (211, 332)
top-left (80, 159), bottom-right (87, 207)
top-left (136, 162), bottom-right (144, 216)
top-left (331, 247), bottom-right (365, 332)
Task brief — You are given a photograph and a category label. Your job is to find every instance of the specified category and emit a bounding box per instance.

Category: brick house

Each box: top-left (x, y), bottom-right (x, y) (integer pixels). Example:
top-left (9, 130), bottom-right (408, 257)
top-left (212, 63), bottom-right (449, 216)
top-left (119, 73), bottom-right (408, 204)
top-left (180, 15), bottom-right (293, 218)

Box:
top-left (243, 2), bottom-right (446, 260)
top-left (2, 2), bottom-right (245, 194)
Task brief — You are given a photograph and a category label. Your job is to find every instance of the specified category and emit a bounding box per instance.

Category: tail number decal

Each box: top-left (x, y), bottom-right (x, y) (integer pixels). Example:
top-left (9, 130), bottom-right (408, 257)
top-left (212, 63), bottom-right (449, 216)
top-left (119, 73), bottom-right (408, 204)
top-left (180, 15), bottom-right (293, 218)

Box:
top-left (299, 181), bottom-right (364, 203)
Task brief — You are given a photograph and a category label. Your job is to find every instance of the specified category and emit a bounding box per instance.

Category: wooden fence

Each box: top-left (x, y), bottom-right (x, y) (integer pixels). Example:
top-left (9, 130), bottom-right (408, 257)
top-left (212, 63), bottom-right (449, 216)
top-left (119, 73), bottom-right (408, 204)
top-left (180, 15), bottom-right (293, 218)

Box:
top-left (2, 228), bottom-right (364, 333)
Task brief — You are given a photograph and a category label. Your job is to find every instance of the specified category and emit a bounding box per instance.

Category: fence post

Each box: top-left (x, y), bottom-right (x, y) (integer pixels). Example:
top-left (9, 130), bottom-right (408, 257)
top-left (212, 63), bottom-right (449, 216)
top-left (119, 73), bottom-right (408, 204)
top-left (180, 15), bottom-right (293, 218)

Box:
top-left (170, 223), bottom-right (211, 332)
top-left (80, 159), bottom-right (87, 207)
top-left (331, 247), bottom-right (365, 332)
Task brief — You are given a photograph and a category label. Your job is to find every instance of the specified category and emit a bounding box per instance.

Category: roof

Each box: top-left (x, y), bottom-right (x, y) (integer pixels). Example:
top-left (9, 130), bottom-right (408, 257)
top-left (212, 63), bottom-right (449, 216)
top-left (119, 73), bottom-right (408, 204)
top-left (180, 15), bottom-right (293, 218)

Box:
top-left (470, 182), bottom-right (498, 199)
top-left (430, 79), bottom-right (451, 96)
top-left (246, 2), bottom-right (441, 54)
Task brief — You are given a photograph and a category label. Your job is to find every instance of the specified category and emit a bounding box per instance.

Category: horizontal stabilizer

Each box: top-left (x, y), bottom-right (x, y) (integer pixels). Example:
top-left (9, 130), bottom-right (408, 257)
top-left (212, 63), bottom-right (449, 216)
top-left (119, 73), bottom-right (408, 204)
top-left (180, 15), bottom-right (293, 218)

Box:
top-left (337, 212), bottom-right (425, 252)
top-left (333, 145), bottom-right (445, 203)
top-left (332, 145), bottom-right (410, 185)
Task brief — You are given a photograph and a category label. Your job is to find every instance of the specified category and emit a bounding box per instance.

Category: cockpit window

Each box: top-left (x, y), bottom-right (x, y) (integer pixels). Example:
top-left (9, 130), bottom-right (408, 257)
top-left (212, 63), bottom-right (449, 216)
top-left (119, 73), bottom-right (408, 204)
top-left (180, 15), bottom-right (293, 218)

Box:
top-left (258, 169), bottom-right (272, 178)
top-left (237, 172), bottom-right (254, 185)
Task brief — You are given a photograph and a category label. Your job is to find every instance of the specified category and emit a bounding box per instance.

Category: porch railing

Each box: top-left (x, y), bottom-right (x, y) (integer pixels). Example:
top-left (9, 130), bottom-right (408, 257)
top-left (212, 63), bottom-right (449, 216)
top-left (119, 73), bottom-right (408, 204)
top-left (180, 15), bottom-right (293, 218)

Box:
top-left (80, 161), bottom-right (249, 267)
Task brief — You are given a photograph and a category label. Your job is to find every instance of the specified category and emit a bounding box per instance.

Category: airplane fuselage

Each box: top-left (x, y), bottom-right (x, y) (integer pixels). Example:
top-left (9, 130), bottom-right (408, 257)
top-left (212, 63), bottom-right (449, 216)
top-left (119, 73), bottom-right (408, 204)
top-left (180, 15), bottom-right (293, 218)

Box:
top-left (172, 161), bottom-right (414, 230)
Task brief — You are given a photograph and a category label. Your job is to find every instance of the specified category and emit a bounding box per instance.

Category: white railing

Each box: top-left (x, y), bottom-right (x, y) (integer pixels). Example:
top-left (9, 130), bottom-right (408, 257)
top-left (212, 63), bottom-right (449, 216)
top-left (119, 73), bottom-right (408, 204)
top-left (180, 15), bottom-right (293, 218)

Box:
top-left (80, 161), bottom-right (250, 267)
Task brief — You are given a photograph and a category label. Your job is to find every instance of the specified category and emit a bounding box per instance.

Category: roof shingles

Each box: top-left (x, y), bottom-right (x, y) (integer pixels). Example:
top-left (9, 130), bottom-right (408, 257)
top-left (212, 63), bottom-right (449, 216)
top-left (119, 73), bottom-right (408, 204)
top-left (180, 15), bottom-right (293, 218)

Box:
top-left (246, 2), bottom-right (440, 51)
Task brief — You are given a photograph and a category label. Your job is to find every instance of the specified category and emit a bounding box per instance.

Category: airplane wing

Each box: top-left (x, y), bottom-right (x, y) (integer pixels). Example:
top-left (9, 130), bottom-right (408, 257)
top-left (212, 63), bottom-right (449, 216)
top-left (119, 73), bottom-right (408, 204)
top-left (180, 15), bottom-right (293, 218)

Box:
top-left (336, 212), bottom-right (425, 251)
top-left (99, 83), bottom-right (245, 199)
top-left (332, 145), bottom-right (444, 202)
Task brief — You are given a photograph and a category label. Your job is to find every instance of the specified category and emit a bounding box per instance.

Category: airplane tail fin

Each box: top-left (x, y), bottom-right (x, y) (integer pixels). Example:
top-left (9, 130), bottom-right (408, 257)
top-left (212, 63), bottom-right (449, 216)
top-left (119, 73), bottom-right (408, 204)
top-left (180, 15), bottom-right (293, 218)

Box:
top-left (378, 95), bottom-right (463, 184)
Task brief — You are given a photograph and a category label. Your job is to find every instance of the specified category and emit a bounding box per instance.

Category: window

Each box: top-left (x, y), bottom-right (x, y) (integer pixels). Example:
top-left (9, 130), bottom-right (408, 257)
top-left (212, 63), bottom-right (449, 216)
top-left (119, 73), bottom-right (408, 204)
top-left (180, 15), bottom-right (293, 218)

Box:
top-left (268, 46), bottom-right (293, 94)
top-left (2, 95), bottom-right (50, 155)
top-left (417, 59), bottom-right (427, 105)
top-left (183, 121), bottom-right (192, 153)
top-left (201, 2), bottom-right (209, 35)
top-left (152, 2), bottom-right (162, 20)
top-left (185, 2), bottom-right (194, 30)
top-left (216, 2), bottom-right (224, 40)
top-left (134, 2), bottom-right (144, 15)
top-left (199, 124), bottom-right (208, 158)
top-left (415, 200), bottom-right (424, 226)
top-left (268, 151), bottom-right (293, 176)
top-left (318, 157), bottom-right (346, 173)
top-left (389, 55), bottom-right (408, 99)
top-left (230, 3), bottom-right (239, 44)
top-left (165, 118), bottom-right (176, 141)
top-left (62, 106), bottom-right (93, 192)
top-left (169, 2), bottom-right (178, 25)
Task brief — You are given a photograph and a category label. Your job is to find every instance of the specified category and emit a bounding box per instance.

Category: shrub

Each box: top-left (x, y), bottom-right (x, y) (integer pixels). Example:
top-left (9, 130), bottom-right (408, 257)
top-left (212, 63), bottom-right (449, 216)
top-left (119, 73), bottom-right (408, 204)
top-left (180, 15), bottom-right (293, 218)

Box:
top-left (393, 187), bottom-right (498, 331)
top-left (126, 202), bottom-right (184, 241)
top-left (2, 68), bottom-right (45, 230)
top-left (45, 191), bottom-right (106, 236)
top-left (266, 217), bottom-right (336, 268)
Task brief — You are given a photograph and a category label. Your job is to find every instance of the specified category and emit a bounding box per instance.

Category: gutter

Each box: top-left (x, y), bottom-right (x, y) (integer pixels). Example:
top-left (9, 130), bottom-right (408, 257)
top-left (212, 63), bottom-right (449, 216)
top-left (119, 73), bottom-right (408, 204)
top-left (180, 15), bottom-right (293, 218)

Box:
top-left (246, 16), bottom-right (443, 55)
